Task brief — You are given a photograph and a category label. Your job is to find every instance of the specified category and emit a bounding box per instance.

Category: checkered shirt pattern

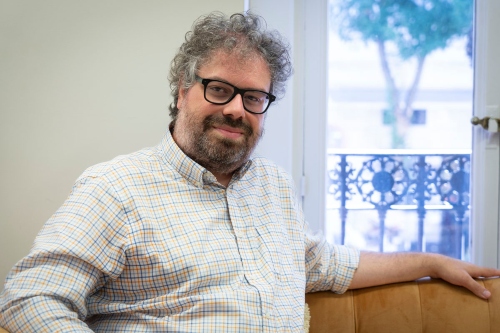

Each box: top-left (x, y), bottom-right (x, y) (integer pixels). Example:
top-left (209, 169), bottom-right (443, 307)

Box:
top-left (0, 130), bottom-right (359, 332)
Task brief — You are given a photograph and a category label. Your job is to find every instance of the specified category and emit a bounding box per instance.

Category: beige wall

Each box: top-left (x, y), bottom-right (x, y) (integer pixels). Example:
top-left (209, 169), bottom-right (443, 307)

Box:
top-left (0, 0), bottom-right (244, 285)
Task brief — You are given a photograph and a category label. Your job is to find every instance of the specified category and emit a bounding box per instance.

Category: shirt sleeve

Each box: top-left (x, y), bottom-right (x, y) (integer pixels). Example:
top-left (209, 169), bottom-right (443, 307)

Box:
top-left (0, 174), bottom-right (129, 332)
top-left (304, 229), bottom-right (360, 294)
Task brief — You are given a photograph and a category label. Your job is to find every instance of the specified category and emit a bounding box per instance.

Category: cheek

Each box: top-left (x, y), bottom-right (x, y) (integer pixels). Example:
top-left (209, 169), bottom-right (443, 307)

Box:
top-left (253, 115), bottom-right (265, 133)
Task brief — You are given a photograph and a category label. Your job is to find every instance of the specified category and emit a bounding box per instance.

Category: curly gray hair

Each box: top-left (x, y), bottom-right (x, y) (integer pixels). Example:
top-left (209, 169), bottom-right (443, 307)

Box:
top-left (168, 11), bottom-right (293, 119)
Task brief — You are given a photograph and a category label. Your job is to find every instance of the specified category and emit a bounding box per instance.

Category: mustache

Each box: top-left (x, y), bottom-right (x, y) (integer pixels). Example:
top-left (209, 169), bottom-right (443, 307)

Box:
top-left (203, 115), bottom-right (254, 136)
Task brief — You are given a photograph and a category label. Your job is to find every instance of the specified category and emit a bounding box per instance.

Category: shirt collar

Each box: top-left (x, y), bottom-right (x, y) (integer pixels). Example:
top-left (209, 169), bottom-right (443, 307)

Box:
top-left (156, 126), bottom-right (252, 188)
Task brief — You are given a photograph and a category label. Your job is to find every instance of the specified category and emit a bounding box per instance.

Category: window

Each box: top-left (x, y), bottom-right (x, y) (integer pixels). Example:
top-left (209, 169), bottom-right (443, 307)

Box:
top-left (325, 0), bottom-right (474, 259)
top-left (299, 0), bottom-right (500, 266)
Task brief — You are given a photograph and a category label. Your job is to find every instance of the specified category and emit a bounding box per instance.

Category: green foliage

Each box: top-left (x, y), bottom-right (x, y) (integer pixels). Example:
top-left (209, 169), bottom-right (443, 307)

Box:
top-left (333, 0), bottom-right (473, 60)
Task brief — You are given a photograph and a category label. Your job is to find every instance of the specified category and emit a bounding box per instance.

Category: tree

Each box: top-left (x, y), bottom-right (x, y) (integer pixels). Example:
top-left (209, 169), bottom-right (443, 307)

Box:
top-left (331, 0), bottom-right (473, 148)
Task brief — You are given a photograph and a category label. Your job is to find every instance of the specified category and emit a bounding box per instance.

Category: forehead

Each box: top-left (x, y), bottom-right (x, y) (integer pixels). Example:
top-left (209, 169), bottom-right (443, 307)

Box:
top-left (198, 50), bottom-right (271, 91)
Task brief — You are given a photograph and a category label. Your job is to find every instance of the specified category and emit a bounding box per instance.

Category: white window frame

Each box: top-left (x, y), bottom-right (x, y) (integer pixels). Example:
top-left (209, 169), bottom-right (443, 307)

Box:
top-left (470, 0), bottom-right (500, 268)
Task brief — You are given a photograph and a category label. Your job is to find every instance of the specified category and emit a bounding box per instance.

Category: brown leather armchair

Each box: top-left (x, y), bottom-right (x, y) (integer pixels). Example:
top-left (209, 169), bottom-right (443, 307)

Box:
top-left (1, 278), bottom-right (499, 332)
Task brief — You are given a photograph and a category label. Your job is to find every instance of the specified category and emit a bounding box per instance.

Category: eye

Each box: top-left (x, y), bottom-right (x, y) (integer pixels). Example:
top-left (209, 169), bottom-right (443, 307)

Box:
top-left (206, 82), bottom-right (232, 97)
top-left (244, 91), bottom-right (267, 104)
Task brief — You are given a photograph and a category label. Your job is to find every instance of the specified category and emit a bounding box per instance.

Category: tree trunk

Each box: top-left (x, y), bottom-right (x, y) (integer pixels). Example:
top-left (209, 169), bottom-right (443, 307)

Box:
top-left (376, 38), bottom-right (404, 148)
top-left (377, 40), bottom-right (427, 148)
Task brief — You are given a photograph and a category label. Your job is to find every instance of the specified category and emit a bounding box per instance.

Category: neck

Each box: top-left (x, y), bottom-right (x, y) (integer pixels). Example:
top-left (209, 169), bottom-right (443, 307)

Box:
top-left (212, 171), bottom-right (233, 187)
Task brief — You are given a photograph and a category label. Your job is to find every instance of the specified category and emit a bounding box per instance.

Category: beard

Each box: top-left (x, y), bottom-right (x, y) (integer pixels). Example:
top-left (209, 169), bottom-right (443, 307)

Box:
top-left (176, 113), bottom-right (264, 175)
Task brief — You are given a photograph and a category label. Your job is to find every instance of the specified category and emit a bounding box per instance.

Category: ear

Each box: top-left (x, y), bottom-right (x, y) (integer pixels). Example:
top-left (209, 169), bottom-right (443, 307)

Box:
top-left (177, 85), bottom-right (186, 110)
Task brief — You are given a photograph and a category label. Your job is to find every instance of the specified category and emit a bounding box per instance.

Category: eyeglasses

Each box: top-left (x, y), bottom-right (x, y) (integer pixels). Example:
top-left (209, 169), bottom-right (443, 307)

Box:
top-left (194, 75), bottom-right (276, 114)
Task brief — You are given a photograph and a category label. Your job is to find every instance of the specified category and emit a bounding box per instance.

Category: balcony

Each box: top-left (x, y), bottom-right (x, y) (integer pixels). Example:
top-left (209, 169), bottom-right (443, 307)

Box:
top-left (326, 149), bottom-right (471, 260)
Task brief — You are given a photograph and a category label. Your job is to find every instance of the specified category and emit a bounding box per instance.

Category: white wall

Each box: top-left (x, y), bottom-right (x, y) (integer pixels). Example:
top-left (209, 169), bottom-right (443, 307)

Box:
top-left (0, 0), bottom-right (244, 285)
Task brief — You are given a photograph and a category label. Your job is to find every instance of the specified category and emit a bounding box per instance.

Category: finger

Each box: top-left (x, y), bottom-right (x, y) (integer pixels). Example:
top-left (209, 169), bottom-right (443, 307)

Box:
top-left (478, 268), bottom-right (500, 278)
top-left (460, 275), bottom-right (491, 299)
top-left (467, 267), bottom-right (500, 278)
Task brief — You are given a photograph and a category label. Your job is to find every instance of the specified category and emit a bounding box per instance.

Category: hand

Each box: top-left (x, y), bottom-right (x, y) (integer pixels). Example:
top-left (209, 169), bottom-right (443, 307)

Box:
top-left (429, 255), bottom-right (500, 299)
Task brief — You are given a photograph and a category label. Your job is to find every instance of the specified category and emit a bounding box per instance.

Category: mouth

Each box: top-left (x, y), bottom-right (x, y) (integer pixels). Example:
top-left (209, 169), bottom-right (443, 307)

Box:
top-left (212, 125), bottom-right (245, 140)
top-left (203, 114), bottom-right (253, 141)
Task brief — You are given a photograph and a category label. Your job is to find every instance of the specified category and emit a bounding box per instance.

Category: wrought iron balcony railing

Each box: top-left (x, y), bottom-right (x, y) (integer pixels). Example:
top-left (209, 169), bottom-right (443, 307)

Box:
top-left (327, 149), bottom-right (471, 259)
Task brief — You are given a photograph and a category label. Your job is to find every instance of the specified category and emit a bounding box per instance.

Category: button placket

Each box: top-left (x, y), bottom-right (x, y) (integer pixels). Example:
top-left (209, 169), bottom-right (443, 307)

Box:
top-left (226, 186), bottom-right (276, 319)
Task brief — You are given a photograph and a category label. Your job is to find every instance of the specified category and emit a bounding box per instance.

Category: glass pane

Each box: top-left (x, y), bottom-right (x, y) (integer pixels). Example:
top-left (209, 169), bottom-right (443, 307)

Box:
top-left (326, 0), bottom-right (474, 260)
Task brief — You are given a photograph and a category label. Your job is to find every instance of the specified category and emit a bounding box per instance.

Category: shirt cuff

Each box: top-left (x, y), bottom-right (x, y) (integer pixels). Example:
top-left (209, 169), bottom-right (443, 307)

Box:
top-left (330, 245), bottom-right (360, 294)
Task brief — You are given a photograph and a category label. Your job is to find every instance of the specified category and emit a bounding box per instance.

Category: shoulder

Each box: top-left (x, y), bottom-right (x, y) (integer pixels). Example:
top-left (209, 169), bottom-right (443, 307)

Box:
top-left (75, 145), bottom-right (163, 186)
top-left (249, 156), bottom-right (290, 178)
top-left (247, 156), bottom-right (296, 191)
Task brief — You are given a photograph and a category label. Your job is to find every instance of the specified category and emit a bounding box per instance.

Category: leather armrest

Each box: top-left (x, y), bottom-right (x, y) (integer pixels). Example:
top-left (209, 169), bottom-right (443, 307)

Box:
top-left (305, 277), bottom-right (500, 333)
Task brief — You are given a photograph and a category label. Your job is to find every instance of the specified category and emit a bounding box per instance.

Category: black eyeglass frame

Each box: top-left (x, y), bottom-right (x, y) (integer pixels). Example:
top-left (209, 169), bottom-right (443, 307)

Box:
top-left (194, 75), bottom-right (276, 114)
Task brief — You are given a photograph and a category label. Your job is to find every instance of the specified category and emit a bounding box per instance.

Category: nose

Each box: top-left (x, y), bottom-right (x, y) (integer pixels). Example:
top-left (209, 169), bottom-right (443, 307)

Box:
top-left (222, 93), bottom-right (246, 119)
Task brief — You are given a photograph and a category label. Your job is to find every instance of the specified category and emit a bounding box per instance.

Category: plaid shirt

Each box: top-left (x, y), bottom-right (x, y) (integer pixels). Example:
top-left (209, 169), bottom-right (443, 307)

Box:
top-left (0, 130), bottom-right (359, 332)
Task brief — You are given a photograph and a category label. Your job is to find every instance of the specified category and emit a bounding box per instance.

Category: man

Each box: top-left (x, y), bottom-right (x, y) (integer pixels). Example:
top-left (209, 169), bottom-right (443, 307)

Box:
top-left (0, 11), bottom-right (499, 332)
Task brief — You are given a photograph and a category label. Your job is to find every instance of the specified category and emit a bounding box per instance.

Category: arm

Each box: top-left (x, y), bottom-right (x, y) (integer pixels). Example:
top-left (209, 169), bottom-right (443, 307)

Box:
top-left (0, 256), bottom-right (102, 333)
top-left (349, 251), bottom-right (500, 299)
top-left (0, 175), bottom-right (128, 332)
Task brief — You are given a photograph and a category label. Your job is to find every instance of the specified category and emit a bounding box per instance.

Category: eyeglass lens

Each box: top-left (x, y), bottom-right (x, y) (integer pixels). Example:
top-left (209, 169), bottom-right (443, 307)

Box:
top-left (205, 80), bottom-right (270, 113)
